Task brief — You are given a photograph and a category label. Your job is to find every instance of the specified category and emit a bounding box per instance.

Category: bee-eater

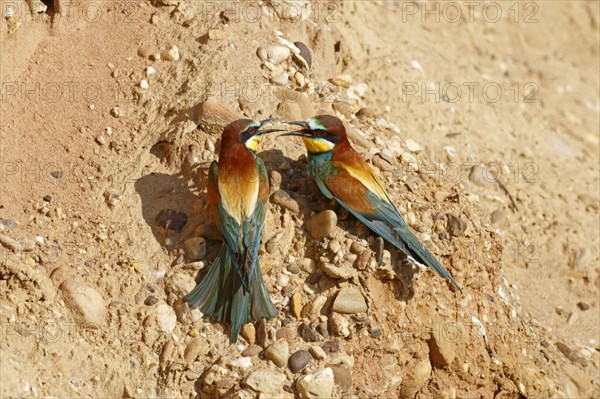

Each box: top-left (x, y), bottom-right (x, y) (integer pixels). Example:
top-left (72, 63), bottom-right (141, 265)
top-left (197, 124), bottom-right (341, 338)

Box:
top-left (284, 115), bottom-right (461, 292)
top-left (183, 119), bottom-right (282, 342)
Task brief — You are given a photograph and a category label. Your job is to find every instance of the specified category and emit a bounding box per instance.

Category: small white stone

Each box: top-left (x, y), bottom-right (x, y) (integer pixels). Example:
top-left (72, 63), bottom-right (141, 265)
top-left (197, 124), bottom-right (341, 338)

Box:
top-left (139, 79), bottom-right (149, 89)
top-left (161, 45), bottom-right (179, 61)
top-left (296, 368), bottom-right (334, 399)
top-left (229, 357), bottom-right (253, 369)
top-left (276, 274), bottom-right (290, 288)
top-left (404, 138), bottom-right (423, 152)
top-left (95, 135), bottom-right (106, 145)
top-left (265, 45), bottom-right (291, 65)
top-left (156, 303), bottom-right (177, 333)
top-left (411, 60), bottom-right (424, 72)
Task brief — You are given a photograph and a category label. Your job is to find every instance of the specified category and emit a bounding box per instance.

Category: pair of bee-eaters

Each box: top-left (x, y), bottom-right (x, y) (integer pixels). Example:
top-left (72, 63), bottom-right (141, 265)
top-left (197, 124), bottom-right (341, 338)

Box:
top-left (183, 115), bottom-right (461, 342)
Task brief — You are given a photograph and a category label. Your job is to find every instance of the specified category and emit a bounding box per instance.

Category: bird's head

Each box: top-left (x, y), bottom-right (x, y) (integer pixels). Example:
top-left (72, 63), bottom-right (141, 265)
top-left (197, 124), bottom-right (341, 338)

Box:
top-left (223, 118), bottom-right (283, 152)
top-left (284, 115), bottom-right (347, 153)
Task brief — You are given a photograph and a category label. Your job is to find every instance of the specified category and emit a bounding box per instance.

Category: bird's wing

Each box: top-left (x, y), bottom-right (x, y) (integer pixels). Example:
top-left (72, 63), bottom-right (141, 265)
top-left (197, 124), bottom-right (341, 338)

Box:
top-left (209, 160), bottom-right (243, 263)
top-left (313, 161), bottom-right (411, 252)
top-left (314, 161), bottom-right (460, 289)
top-left (241, 157), bottom-right (268, 285)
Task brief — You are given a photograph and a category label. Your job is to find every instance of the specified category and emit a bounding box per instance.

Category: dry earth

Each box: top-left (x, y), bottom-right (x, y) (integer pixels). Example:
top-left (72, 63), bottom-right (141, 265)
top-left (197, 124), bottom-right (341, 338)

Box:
top-left (0, 1), bottom-right (599, 398)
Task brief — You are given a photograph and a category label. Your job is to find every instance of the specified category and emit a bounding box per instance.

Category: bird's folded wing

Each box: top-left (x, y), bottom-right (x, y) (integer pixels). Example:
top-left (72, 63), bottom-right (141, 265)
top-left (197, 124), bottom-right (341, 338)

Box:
top-left (314, 162), bottom-right (410, 249)
top-left (241, 158), bottom-right (269, 283)
top-left (209, 160), bottom-right (243, 265)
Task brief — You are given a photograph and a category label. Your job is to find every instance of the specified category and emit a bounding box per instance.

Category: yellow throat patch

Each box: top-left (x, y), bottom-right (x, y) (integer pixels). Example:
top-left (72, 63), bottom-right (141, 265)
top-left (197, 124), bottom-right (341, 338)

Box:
top-left (245, 135), bottom-right (263, 152)
top-left (303, 137), bottom-right (335, 153)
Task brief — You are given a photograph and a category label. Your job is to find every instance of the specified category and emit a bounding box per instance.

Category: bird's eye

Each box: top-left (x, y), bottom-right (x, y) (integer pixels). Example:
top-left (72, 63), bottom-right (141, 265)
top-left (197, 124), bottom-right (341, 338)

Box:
top-left (319, 130), bottom-right (327, 137)
top-left (247, 127), bottom-right (257, 135)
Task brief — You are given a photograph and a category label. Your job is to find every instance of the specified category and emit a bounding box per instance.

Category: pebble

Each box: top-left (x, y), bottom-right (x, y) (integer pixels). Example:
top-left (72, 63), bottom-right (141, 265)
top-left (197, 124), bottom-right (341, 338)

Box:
top-left (264, 45), bottom-right (290, 65)
top-left (241, 323), bottom-right (256, 345)
top-left (276, 274), bottom-right (290, 288)
top-left (401, 152), bottom-right (419, 171)
top-left (298, 258), bottom-right (316, 273)
top-left (428, 332), bottom-right (456, 367)
top-left (293, 41), bottom-right (312, 69)
top-left (156, 303), bottom-right (177, 333)
top-left (110, 107), bottom-right (124, 118)
top-left (241, 345), bottom-right (262, 357)
top-left (184, 338), bottom-right (209, 362)
top-left (230, 357), bottom-right (253, 369)
top-left (139, 79), bottom-right (149, 89)
top-left (208, 29), bottom-right (226, 40)
top-left (320, 262), bottom-right (357, 279)
top-left (329, 365), bottom-right (352, 392)
top-left (305, 210), bottom-right (337, 239)
top-left (159, 340), bottom-right (174, 369)
top-left (245, 369), bottom-right (286, 394)
top-left (296, 368), bottom-right (335, 399)
top-left (447, 214), bottom-right (467, 237)
top-left (168, 272), bottom-right (196, 297)
top-left (291, 292), bottom-right (302, 319)
top-left (330, 313), bottom-right (350, 337)
top-left (95, 135), bottom-right (106, 145)
top-left (410, 60), bottom-right (424, 72)
top-left (577, 302), bottom-right (590, 311)
top-left (490, 209), bottom-right (504, 224)
top-left (309, 345), bottom-right (327, 360)
top-left (289, 350), bottom-right (312, 373)
top-left (288, 263), bottom-right (300, 274)
top-left (329, 75), bottom-right (351, 88)
top-left (354, 248), bottom-right (373, 271)
top-left (144, 295), bottom-right (158, 306)
top-left (404, 139), bottom-right (423, 152)
top-left (400, 359), bottom-right (432, 398)
top-left (276, 326), bottom-right (296, 342)
top-left (356, 107), bottom-right (381, 120)
top-left (265, 339), bottom-right (289, 367)
top-left (256, 319), bottom-right (268, 347)
top-left (332, 287), bottom-right (367, 314)
top-left (146, 66), bottom-right (156, 76)
top-left (137, 44), bottom-right (159, 58)
top-left (59, 280), bottom-right (106, 328)
top-left (321, 340), bottom-right (340, 353)
top-left (299, 322), bottom-right (318, 342)
top-left (161, 45), bottom-right (180, 61)
top-left (271, 190), bottom-right (300, 214)
top-left (183, 236), bottom-right (206, 260)
top-left (302, 295), bottom-right (327, 319)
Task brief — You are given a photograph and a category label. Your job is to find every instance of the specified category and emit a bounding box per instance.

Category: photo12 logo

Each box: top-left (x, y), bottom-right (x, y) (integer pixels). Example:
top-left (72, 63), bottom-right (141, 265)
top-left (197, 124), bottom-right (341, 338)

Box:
top-left (399, 1), bottom-right (539, 24)
top-left (401, 82), bottom-right (540, 104)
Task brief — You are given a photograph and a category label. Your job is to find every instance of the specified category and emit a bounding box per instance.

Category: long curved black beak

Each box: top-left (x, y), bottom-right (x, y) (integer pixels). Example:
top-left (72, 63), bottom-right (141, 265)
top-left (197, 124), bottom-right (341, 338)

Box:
top-left (257, 118), bottom-right (284, 135)
top-left (280, 120), bottom-right (312, 137)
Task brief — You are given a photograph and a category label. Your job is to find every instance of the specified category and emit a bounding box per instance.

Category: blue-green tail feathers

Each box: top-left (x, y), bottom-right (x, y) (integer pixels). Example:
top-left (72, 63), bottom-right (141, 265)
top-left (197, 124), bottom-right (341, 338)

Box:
top-left (183, 246), bottom-right (277, 342)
